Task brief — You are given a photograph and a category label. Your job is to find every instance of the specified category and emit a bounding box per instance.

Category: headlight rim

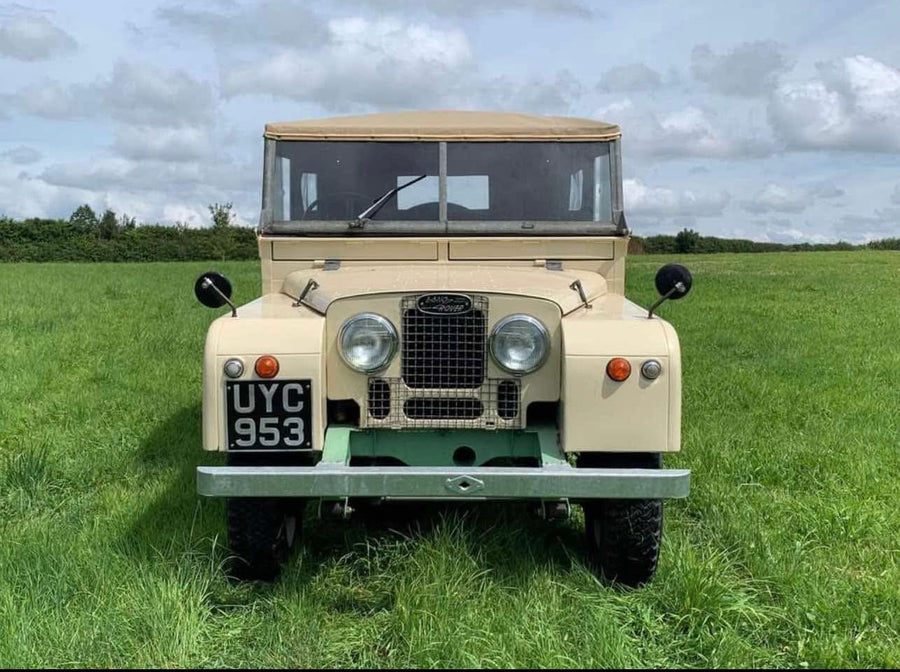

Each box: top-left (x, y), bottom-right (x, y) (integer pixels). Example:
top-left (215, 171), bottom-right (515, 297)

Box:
top-left (489, 313), bottom-right (551, 376)
top-left (338, 312), bottom-right (398, 374)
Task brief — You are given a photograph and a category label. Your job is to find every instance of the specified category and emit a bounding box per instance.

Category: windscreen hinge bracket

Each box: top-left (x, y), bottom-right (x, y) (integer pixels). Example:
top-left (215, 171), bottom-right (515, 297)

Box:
top-left (292, 278), bottom-right (319, 308)
top-left (569, 279), bottom-right (592, 310)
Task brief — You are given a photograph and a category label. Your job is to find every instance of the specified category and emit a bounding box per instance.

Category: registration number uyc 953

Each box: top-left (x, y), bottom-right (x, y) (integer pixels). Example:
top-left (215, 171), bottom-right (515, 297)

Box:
top-left (225, 380), bottom-right (313, 450)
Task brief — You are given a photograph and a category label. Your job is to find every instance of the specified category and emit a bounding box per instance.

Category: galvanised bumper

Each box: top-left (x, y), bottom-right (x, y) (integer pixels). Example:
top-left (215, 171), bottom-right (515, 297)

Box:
top-left (196, 464), bottom-right (690, 500)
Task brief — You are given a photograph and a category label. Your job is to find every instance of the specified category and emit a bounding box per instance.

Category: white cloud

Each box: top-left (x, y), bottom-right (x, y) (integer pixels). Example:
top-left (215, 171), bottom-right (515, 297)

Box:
top-left (741, 184), bottom-right (808, 214)
top-left (769, 55), bottom-right (900, 152)
top-left (758, 219), bottom-right (834, 244)
top-left (335, 0), bottom-right (593, 17)
top-left (101, 62), bottom-right (214, 127)
top-left (1, 145), bottom-right (42, 164)
top-left (5, 80), bottom-right (90, 119)
top-left (741, 181), bottom-right (848, 214)
top-left (222, 17), bottom-right (475, 110)
top-left (39, 156), bottom-right (256, 195)
top-left (4, 61), bottom-right (214, 127)
top-left (162, 203), bottom-right (209, 228)
top-left (0, 164), bottom-right (85, 221)
top-left (111, 126), bottom-right (213, 162)
top-left (806, 181), bottom-right (844, 199)
top-left (691, 41), bottom-right (790, 97)
top-left (892, 185), bottom-right (900, 206)
top-left (26, 154), bottom-right (259, 227)
top-left (479, 69), bottom-right (583, 114)
top-left (40, 158), bottom-right (194, 192)
top-left (0, 14), bottom-right (76, 61)
top-left (624, 178), bottom-right (730, 217)
top-left (597, 99), bottom-right (773, 159)
top-left (838, 208), bottom-right (900, 242)
top-left (156, 1), bottom-right (327, 48)
top-left (597, 63), bottom-right (662, 92)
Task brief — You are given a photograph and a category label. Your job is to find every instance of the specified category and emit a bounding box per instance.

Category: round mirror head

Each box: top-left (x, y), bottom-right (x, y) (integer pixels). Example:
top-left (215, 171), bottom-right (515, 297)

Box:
top-left (194, 271), bottom-right (233, 308)
top-left (654, 263), bottom-right (693, 300)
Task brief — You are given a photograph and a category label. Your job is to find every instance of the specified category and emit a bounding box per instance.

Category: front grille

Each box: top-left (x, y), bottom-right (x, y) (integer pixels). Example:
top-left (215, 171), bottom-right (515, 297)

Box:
top-left (401, 295), bottom-right (488, 389)
top-left (359, 295), bottom-right (523, 429)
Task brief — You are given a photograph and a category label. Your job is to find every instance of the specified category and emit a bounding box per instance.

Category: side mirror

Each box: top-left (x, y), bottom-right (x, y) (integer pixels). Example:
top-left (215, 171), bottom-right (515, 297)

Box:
top-left (648, 264), bottom-right (692, 318)
top-left (194, 271), bottom-right (237, 317)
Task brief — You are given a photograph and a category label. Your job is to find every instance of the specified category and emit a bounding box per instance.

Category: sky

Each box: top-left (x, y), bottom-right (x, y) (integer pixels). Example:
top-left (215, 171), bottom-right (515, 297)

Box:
top-left (1, 0), bottom-right (900, 243)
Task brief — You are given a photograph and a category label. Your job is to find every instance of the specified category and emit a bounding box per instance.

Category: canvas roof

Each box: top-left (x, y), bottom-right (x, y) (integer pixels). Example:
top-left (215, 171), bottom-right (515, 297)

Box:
top-left (264, 110), bottom-right (621, 141)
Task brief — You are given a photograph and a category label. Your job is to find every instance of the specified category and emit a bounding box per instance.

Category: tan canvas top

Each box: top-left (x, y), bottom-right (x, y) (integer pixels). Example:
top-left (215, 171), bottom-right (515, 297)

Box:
top-left (264, 110), bottom-right (621, 142)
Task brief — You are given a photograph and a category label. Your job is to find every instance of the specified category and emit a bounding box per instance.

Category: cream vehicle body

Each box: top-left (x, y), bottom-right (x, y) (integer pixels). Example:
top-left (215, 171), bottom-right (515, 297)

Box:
top-left (195, 111), bottom-right (693, 586)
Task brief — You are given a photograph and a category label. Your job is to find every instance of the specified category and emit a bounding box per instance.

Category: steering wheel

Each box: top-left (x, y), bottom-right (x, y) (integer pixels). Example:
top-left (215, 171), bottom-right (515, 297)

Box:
top-left (301, 191), bottom-right (373, 220)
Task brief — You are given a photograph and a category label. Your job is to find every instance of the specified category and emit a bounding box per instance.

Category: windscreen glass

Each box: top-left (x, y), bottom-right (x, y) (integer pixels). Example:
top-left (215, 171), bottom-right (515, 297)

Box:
top-left (273, 141), bottom-right (439, 221)
top-left (446, 142), bottom-right (611, 222)
top-left (268, 140), bottom-right (614, 225)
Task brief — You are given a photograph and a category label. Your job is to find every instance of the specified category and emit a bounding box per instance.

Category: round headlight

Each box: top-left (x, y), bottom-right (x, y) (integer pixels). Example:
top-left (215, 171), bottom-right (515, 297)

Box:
top-left (339, 313), bottom-right (398, 373)
top-left (490, 315), bottom-right (550, 375)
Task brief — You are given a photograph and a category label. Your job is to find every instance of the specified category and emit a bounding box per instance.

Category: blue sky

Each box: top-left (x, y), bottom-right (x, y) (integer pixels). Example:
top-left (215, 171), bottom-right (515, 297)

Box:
top-left (1, 0), bottom-right (899, 242)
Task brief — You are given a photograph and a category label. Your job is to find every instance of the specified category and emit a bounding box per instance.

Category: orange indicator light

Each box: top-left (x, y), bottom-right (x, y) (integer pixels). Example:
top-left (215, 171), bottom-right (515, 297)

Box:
top-left (255, 355), bottom-right (279, 378)
top-left (606, 357), bottom-right (632, 382)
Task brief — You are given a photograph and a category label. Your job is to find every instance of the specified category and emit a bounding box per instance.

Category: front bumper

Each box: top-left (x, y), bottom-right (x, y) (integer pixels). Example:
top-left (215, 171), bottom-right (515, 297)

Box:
top-left (197, 463), bottom-right (690, 500)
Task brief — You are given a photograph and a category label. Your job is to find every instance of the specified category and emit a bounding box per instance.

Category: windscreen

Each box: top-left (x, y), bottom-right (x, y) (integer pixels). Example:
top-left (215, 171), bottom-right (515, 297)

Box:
top-left (268, 140), bottom-right (613, 226)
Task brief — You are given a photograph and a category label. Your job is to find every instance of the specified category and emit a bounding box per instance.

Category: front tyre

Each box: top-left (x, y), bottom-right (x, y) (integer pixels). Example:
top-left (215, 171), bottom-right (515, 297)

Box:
top-left (226, 497), bottom-right (302, 581)
top-left (578, 453), bottom-right (663, 587)
top-left (224, 452), bottom-right (309, 582)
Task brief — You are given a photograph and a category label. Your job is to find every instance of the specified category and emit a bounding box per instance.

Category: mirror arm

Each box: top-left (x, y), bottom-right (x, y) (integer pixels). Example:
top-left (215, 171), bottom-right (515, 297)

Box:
top-left (647, 281), bottom-right (685, 319)
top-left (201, 277), bottom-right (237, 318)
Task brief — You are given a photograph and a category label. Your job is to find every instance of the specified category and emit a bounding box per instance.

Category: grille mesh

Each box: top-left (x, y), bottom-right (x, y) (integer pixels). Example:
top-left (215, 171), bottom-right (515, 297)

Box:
top-left (367, 379), bottom-right (391, 419)
top-left (497, 380), bottom-right (520, 420)
top-left (363, 377), bottom-right (521, 429)
top-left (404, 397), bottom-right (484, 420)
top-left (401, 295), bottom-right (488, 389)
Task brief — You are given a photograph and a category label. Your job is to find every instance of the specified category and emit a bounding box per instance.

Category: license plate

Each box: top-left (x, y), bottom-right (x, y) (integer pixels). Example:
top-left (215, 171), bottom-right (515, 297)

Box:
top-left (225, 380), bottom-right (313, 450)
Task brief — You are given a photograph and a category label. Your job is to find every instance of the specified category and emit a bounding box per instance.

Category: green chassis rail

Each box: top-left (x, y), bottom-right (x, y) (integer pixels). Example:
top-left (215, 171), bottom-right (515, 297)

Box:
top-left (197, 426), bottom-right (691, 500)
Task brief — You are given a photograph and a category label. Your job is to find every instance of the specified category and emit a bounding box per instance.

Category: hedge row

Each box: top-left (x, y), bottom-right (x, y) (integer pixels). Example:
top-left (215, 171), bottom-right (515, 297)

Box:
top-left (0, 218), bottom-right (258, 262)
top-left (1, 216), bottom-right (897, 262)
top-left (628, 230), bottom-right (899, 254)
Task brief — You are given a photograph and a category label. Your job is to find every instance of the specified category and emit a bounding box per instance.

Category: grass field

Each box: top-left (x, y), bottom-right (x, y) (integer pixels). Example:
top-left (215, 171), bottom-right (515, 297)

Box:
top-left (1, 251), bottom-right (898, 668)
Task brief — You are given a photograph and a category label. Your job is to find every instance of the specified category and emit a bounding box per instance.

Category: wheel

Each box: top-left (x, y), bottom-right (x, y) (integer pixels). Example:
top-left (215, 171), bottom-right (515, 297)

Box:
top-left (224, 452), bottom-right (310, 582)
top-left (226, 497), bottom-right (302, 581)
top-left (578, 453), bottom-right (663, 587)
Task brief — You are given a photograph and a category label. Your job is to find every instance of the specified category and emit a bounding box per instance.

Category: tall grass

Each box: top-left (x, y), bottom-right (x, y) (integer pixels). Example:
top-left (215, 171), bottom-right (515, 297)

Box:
top-left (0, 252), bottom-right (897, 667)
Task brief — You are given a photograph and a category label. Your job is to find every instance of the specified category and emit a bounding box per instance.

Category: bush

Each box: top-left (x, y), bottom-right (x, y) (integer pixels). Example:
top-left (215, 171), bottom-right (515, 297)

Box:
top-left (0, 207), bottom-right (258, 263)
top-left (674, 228), bottom-right (701, 253)
top-left (867, 238), bottom-right (900, 250)
top-left (630, 232), bottom-right (885, 255)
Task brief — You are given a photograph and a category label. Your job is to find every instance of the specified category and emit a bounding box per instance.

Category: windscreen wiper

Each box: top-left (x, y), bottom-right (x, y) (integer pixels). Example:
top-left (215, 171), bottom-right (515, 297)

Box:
top-left (353, 174), bottom-right (427, 226)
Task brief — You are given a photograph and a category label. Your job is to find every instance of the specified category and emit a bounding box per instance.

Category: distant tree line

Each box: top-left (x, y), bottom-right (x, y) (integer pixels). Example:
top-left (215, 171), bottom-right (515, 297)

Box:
top-left (0, 208), bottom-right (897, 262)
top-left (628, 228), bottom-right (900, 254)
top-left (0, 203), bottom-right (258, 262)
